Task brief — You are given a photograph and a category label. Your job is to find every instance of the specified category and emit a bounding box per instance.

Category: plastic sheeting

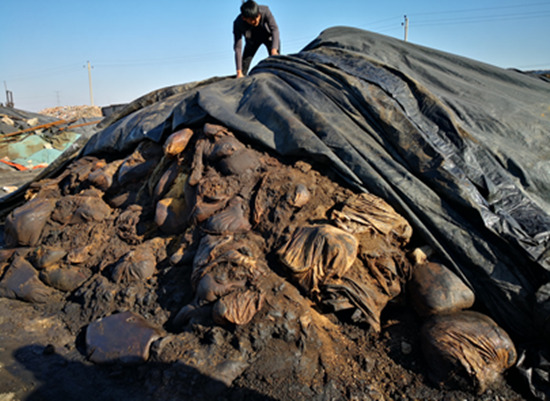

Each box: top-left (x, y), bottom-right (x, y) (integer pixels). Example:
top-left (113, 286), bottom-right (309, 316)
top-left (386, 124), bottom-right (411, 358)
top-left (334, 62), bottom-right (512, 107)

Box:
top-left (0, 107), bottom-right (100, 210)
top-left (80, 27), bottom-right (549, 397)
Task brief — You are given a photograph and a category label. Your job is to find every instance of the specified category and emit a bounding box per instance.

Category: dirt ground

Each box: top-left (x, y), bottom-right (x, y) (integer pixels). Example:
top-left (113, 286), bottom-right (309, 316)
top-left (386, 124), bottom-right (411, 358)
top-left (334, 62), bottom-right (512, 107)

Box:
top-left (0, 122), bottom-right (530, 401)
top-left (0, 292), bottom-right (527, 401)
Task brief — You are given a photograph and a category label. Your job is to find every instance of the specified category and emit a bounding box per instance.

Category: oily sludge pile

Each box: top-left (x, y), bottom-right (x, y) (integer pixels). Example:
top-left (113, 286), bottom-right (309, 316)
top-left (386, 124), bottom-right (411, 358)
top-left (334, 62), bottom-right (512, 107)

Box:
top-left (0, 122), bottom-right (518, 399)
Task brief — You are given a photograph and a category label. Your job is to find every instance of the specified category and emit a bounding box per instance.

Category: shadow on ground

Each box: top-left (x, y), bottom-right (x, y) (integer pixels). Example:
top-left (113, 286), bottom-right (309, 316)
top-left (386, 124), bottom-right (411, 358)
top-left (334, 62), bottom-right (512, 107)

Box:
top-left (12, 344), bottom-right (276, 401)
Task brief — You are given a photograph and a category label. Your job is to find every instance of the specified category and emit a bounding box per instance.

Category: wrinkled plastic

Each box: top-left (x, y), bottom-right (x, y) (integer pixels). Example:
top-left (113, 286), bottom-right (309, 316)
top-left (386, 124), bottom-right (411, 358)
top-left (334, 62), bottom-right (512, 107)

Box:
top-left (20, 27), bottom-right (550, 397)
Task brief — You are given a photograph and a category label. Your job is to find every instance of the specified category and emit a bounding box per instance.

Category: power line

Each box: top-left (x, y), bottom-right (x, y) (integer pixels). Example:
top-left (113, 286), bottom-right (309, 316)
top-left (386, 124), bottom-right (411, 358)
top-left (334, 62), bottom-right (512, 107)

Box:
top-left (4, 2), bottom-right (548, 82)
top-left (409, 1), bottom-right (550, 17)
top-left (359, 3), bottom-right (550, 34)
top-left (364, 15), bottom-right (404, 29)
top-left (4, 64), bottom-right (82, 82)
top-left (515, 62), bottom-right (550, 69)
top-left (412, 9), bottom-right (550, 22)
top-left (411, 11), bottom-right (550, 27)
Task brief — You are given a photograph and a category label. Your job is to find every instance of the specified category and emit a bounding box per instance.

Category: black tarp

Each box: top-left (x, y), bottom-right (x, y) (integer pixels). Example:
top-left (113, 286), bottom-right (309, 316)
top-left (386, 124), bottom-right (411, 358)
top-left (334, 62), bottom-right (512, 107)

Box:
top-left (67, 27), bottom-right (550, 398)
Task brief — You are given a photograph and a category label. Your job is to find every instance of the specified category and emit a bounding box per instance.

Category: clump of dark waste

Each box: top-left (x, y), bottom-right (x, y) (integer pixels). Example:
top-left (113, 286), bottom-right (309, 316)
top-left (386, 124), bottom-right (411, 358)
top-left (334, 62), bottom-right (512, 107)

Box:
top-left (0, 122), bottom-right (522, 400)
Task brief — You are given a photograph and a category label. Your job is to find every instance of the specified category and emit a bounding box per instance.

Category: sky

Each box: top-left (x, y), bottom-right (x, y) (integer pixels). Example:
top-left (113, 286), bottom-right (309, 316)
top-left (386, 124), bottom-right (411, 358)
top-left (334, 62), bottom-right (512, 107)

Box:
top-left (1, 0), bottom-right (549, 112)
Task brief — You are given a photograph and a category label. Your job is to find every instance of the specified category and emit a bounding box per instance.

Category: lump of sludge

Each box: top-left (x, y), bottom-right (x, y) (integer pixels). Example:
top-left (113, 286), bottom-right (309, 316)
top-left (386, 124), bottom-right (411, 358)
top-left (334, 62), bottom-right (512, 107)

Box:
top-left (155, 197), bottom-right (187, 234)
top-left (51, 194), bottom-right (112, 225)
top-left (163, 128), bottom-right (194, 157)
top-left (154, 171), bottom-right (189, 234)
top-left (66, 244), bottom-right (94, 265)
top-left (408, 262), bottom-right (475, 317)
top-left (153, 160), bottom-right (180, 200)
top-left (202, 196), bottom-right (251, 235)
top-left (192, 197), bottom-right (229, 223)
top-left (0, 257), bottom-right (56, 303)
top-left (217, 148), bottom-right (261, 176)
top-left (277, 225), bottom-right (358, 293)
top-left (322, 261), bottom-right (404, 333)
top-left (173, 233), bottom-right (263, 328)
top-left (4, 197), bottom-right (56, 247)
top-left (85, 311), bottom-right (163, 364)
top-left (111, 245), bottom-right (157, 283)
top-left (174, 276), bottom-right (261, 327)
top-left (203, 123), bottom-right (233, 138)
top-left (195, 273), bottom-right (246, 304)
top-left (212, 289), bottom-right (264, 325)
top-left (190, 235), bottom-right (259, 288)
top-left (115, 205), bottom-right (145, 244)
top-left (30, 246), bottom-right (67, 269)
top-left (191, 235), bottom-right (233, 276)
top-left (39, 265), bottom-right (91, 292)
top-left (87, 159), bottom-right (124, 191)
top-left (116, 141), bottom-right (163, 186)
top-left (331, 192), bottom-right (412, 245)
top-left (288, 183), bottom-right (311, 208)
top-left (421, 311), bottom-right (517, 393)
top-left (208, 135), bottom-right (245, 160)
top-left (191, 169), bottom-right (234, 223)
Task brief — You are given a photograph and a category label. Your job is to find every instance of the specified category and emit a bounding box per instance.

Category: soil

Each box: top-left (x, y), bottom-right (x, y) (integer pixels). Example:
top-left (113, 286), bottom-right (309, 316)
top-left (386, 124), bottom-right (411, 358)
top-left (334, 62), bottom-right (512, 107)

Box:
top-left (0, 122), bottom-right (530, 401)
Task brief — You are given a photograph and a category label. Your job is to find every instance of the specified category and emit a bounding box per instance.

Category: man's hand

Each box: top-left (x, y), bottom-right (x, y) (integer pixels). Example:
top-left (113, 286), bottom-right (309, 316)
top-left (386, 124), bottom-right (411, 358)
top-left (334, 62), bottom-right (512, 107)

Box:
top-left (236, 70), bottom-right (244, 78)
top-left (270, 49), bottom-right (279, 56)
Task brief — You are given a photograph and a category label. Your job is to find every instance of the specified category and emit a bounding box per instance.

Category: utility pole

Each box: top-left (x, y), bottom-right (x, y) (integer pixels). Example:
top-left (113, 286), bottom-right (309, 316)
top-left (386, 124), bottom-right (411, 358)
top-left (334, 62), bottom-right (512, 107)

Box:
top-left (4, 81), bottom-right (14, 108)
top-left (402, 15), bottom-right (409, 42)
top-left (86, 61), bottom-right (94, 106)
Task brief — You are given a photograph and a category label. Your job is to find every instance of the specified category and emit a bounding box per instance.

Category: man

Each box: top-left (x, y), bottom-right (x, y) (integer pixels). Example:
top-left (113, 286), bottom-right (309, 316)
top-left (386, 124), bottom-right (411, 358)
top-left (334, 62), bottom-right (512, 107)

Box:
top-left (233, 1), bottom-right (280, 78)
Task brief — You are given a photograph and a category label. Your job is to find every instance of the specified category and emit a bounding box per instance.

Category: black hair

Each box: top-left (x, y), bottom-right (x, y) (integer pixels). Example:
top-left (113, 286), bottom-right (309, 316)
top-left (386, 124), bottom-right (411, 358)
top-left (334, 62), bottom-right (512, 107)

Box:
top-left (241, 1), bottom-right (259, 19)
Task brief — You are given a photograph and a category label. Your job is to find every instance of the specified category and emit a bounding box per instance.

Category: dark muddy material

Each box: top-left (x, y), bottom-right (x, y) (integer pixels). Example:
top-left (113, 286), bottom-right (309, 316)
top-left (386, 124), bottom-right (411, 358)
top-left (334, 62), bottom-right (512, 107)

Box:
top-left (76, 34), bottom-right (550, 400)
top-left (0, 122), bottom-right (528, 400)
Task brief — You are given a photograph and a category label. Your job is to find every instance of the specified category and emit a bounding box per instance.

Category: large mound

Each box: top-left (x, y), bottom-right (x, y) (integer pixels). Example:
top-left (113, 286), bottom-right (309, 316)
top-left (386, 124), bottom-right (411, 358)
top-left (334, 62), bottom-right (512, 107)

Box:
top-left (85, 24), bottom-right (550, 354)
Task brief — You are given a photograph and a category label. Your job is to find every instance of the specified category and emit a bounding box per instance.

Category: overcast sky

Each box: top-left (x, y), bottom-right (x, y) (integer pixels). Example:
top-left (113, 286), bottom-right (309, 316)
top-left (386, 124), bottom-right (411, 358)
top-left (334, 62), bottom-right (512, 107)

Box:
top-left (1, 0), bottom-right (549, 112)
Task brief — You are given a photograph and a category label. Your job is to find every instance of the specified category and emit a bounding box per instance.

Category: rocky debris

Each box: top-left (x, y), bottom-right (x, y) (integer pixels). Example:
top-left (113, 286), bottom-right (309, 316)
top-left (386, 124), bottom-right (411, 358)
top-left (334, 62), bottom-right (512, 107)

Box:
top-left (39, 105), bottom-right (102, 121)
top-left (0, 121), bottom-right (523, 399)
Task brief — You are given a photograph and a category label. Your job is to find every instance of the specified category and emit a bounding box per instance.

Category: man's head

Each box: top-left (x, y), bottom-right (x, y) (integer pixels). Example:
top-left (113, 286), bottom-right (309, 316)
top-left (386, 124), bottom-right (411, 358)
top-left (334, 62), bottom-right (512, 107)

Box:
top-left (241, 1), bottom-right (261, 26)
